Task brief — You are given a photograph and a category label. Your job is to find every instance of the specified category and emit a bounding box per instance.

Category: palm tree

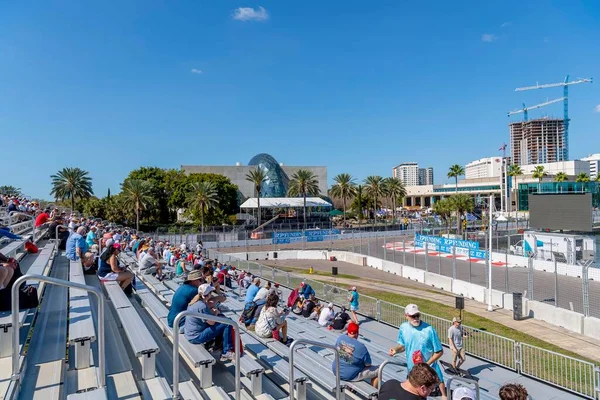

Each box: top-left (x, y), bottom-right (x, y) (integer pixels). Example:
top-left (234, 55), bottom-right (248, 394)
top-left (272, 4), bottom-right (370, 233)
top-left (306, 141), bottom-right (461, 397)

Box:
top-left (363, 176), bottom-right (385, 225)
top-left (554, 172), bottom-right (568, 182)
top-left (447, 165), bottom-right (465, 193)
top-left (382, 177), bottom-right (407, 224)
top-left (50, 167), bottom-right (94, 212)
top-left (575, 172), bottom-right (590, 183)
top-left (121, 179), bottom-right (153, 232)
top-left (245, 167), bottom-right (267, 229)
top-left (0, 185), bottom-right (21, 196)
top-left (186, 181), bottom-right (219, 233)
top-left (449, 194), bottom-right (474, 235)
top-left (432, 198), bottom-right (453, 234)
top-left (507, 164), bottom-right (523, 212)
top-left (532, 166), bottom-right (547, 192)
top-left (287, 170), bottom-right (321, 230)
top-left (329, 173), bottom-right (357, 227)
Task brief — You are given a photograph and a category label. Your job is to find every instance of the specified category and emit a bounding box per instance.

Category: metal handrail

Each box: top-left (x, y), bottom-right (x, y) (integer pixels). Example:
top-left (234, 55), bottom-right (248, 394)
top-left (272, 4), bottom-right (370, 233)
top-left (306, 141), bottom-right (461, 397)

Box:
top-left (55, 224), bottom-right (69, 241)
top-left (289, 339), bottom-right (341, 400)
top-left (8, 211), bottom-right (35, 242)
top-left (172, 310), bottom-right (241, 400)
top-left (11, 274), bottom-right (106, 388)
top-left (446, 376), bottom-right (480, 400)
top-left (376, 359), bottom-right (407, 391)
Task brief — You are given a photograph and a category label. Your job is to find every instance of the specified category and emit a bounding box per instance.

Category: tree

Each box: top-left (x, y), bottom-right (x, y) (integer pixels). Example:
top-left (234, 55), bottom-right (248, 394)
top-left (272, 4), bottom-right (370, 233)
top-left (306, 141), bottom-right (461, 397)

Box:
top-left (507, 164), bottom-right (523, 211)
top-left (0, 186), bottom-right (21, 196)
top-left (575, 172), bottom-right (590, 183)
top-left (532, 165), bottom-right (547, 192)
top-left (121, 179), bottom-right (153, 232)
top-left (287, 169), bottom-right (321, 230)
top-left (449, 194), bottom-right (474, 235)
top-left (382, 177), bottom-right (406, 223)
top-left (50, 167), bottom-right (94, 212)
top-left (186, 181), bottom-right (219, 233)
top-left (447, 164), bottom-right (465, 193)
top-left (432, 198), bottom-right (453, 234)
top-left (554, 172), bottom-right (568, 182)
top-left (364, 175), bottom-right (385, 225)
top-left (351, 185), bottom-right (366, 223)
top-left (246, 167), bottom-right (267, 229)
top-left (329, 173), bottom-right (357, 226)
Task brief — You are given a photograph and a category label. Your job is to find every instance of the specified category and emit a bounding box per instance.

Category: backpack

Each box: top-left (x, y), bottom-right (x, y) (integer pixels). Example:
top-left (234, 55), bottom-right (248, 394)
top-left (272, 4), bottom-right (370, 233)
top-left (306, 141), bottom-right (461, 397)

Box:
top-left (240, 301), bottom-right (258, 325)
top-left (287, 288), bottom-right (299, 308)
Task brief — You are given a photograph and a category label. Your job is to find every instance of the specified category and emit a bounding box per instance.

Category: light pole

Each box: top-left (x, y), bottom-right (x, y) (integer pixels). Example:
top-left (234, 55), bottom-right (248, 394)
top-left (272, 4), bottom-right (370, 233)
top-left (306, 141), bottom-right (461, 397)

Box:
top-left (487, 194), bottom-right (494, 312)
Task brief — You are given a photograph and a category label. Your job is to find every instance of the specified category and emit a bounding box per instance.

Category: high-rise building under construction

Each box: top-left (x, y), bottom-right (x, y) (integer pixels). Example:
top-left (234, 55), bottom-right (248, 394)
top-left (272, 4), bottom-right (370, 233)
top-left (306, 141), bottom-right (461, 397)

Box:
top-left (509, 118), bottom-right (566, 166)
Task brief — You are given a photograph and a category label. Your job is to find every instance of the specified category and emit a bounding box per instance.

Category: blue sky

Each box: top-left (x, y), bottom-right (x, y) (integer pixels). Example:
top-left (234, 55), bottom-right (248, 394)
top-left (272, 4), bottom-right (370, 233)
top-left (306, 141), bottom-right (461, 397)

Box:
top-left (1, 1), bottom-right (599, 199)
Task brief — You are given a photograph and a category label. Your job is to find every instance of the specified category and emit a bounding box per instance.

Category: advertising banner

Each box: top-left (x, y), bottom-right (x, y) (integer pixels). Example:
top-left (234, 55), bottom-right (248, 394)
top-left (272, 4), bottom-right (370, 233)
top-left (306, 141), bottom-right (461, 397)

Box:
top-left (414, 234), bottom-right (487, 259)
top-left (273, 229), bottom-right (340, 244)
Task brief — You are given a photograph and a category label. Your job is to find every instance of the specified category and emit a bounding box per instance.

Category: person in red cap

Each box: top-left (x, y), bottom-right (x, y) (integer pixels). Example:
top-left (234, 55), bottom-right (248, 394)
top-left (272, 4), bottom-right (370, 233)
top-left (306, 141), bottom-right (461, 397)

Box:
top-left (332, 321), bottom-right (379, 387)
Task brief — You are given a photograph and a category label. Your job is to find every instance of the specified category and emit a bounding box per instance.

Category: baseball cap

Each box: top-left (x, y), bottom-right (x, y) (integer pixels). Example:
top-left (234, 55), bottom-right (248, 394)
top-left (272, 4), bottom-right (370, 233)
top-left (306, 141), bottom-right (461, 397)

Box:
top-left (452, 387), bottom-right (476, 400)
top-left (113, 243), bottom-right (121, 250)
top-left (347, 322), bottom-right (359, 335)
top-left (351, 286), bottom-right (356, 291)
top-left (452, 317), bottom-right (462, 323)
top-left (328, 302), bottom-right (334, 308)
top-left (300, 282), bottom-right (305, 287)
top-left (405, 304), bottom-right (420, 316)
top-left (105, 238), bottom-right (115, 247)
top-left (198, 283), bottom-right (215, 297)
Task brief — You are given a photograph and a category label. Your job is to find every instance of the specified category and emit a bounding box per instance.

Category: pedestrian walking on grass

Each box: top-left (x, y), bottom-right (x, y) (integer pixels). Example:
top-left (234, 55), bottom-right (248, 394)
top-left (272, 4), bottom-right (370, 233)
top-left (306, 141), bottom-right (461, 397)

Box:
top-left (348, 286), bottom-right (360, 324)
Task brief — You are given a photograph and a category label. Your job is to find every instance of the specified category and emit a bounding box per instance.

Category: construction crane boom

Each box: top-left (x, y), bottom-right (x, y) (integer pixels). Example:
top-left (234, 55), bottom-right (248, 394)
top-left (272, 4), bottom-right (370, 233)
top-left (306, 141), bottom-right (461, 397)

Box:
top-left (515, 77), bottom-right (592, 91)
top-left (507, 97), bottom-right (566, 120)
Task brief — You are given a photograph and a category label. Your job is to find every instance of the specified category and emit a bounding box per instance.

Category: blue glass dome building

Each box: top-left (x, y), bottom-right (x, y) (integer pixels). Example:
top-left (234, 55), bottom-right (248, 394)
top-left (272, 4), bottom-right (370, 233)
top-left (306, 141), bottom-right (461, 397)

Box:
top-left (248, 153), bottom-right (290, 198)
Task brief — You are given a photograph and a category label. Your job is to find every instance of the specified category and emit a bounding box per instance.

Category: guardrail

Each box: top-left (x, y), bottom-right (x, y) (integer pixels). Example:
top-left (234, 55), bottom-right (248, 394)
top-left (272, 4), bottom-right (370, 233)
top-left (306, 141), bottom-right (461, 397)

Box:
top-left (8, 212), bottom-right (35, 241)
top-left (211, 249), bottom-right (600, 399)
top-left (289, 339), bottom-right (342, 400)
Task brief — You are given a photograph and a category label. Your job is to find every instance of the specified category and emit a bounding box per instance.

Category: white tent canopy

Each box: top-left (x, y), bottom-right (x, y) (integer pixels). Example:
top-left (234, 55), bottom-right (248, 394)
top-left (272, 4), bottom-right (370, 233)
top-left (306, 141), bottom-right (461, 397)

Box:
top-left (240, 197), bottom-right (332, 209)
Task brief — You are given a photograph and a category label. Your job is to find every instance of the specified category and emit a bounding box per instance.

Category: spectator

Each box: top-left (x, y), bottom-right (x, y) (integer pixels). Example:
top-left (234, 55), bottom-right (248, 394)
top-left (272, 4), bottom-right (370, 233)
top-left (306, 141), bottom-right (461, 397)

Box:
top-left (299, 281), bottom-right (315, 301)
top-left (196, 241), bottom-right (203, 253)
top-left (269, 282), bottom-right (282, 299)
top-left (499, 383), bottom-right (528, 400)
top-left (49, 216), bottom-right (69, 250)
top-left (378, 363), bottom-right (440, 400)
top-left (66, 226), bottom-right (88, 261)
top-left (184, 283), bottom-right (235, 361)
top-left (175, 255), bottom-right (188, 277)
top-left (348, 286), bottom-right (360, 324)
top-left (448, 317), bottom-right (467, 372)
top-left (332, 322), bottom-right (379, 387)
top-left (81, 252), bottom-right (97, 274)
top-left (308, 302), bottom-right (322, 320)
top-left (253, 281), bottom-right (271, 302)
top-left (168, 270), bottom-right (206, 328)
top-left (255, 293), bottom-right (290, 344)
top-left (318, 302), bottom-right (335, 327)
top-left (452, 387), bottom-right (476, 400)
top-left (301, 294), bottom-right (317, 318)
top-left (86, 226), bottom-right (98, 249)
top-left (332, 306), bottom-right (352, 331)
top-left (242, 273), bottom-right (253, 289)
top-left (97, 243), bottom-right (134, 293)
top-left (245, 277), bottom-right (261, 304)
top-left (35, 209), bottom-right (50, 229)
top-left (139, 247), bottom-right (165, 279)
top-left (388, 304), bottom-right (446, 399)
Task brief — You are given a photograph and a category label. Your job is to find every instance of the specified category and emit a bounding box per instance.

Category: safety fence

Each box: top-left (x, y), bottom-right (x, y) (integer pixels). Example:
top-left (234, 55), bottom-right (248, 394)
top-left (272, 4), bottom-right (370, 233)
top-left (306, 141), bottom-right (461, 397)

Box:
top-left (210, 249), bottom-right (600, 399)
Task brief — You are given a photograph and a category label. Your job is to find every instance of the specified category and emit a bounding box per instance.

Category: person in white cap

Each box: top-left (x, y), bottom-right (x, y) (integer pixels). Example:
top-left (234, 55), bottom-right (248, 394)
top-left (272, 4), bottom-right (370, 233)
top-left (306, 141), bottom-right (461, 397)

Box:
top-left (184, 283), bottom-right (236, 361)
top-left (452, 387), bottom-right (476, 400)
top-left (318, 302), bottom-right (336, 327)
top-left (448, 317), bottom-right (467, 372)
top-left (388, 303), bottom-right (447, 400)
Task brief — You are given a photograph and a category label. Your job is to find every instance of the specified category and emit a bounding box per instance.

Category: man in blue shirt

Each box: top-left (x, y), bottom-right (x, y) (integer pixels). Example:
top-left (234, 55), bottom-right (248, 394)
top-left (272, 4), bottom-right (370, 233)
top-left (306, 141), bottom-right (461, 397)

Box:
top-left (66, 227), bottom-right (88, 261)
top-left (331, 322), bottom-right (379, 387)
top-left (168, 270), bottom-right (205, 328)
top-left (348, 286), bottom-right (360, 324)
top-left (299, 282), bottom-right (315, 300)
top-left (86, 226), bottom-right (98, 249)
top-left (245, 277), bottom-right (261, 304)
top-left (388, 303), bottom-right (446, 399)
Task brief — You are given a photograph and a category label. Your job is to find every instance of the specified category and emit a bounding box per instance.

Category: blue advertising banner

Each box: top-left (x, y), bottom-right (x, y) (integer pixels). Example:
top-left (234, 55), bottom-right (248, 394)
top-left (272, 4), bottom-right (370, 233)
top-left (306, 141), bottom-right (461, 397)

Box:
top-left (414, 234), bottom-right (486, 259)
top-left (272, 229), bottom-right (340, 244)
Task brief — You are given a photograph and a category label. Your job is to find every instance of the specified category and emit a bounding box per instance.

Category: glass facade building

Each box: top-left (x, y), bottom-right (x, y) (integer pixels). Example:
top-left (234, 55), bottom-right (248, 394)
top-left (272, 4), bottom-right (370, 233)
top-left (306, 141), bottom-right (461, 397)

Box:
top-left (248, 153), bottom-right (290, 198)
top-left (517, 182), bottom-right (600, 210)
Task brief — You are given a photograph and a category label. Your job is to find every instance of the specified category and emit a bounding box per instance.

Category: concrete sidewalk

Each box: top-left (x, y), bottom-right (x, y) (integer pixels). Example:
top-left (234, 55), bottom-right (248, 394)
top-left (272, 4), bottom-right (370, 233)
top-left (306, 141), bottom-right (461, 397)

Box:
top-left (262, 258), bottom-right (600, 364)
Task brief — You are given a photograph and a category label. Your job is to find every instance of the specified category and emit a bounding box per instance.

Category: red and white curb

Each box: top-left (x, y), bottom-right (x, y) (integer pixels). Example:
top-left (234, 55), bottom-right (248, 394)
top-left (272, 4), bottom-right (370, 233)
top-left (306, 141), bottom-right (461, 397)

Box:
top-left (382, 242), bottom-right (512, 267)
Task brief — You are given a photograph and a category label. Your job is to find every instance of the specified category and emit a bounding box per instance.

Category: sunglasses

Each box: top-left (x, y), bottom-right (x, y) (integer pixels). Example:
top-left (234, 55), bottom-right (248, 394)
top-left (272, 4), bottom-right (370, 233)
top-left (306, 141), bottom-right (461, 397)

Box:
top-left (409, 313), bottom-right (421, 319)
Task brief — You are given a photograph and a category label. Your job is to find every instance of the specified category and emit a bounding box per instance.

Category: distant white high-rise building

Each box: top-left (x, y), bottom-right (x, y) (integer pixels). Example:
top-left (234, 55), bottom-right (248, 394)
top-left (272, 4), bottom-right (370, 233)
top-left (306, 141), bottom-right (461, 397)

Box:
top-left (465, 157), bottom-right (503, 179)
top-left (580, 153), bottom-right (600, 180)
top-left (392, 162), bottom-right (433, 186)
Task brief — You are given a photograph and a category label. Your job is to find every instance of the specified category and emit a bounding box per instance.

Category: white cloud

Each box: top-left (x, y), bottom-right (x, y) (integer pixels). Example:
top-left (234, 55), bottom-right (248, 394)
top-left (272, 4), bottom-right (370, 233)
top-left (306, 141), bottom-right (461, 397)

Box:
top-left (501, 21), bottom-right (512, 28)
top-left (481, 33), bottom-right (497, 42)
top-left (191, 68), bottom-right (203, 74)
top-left (232, 6), bottom-right (269, 21)
top-left (594, 104), bottom-right (600, 113)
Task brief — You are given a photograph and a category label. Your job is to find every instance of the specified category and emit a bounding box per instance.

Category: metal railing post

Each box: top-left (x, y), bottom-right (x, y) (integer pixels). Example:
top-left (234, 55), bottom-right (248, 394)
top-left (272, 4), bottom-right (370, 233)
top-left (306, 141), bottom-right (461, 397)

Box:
top-left (377, 360), bottom-right (407, 391)
top-left (172, 311), bottom-right (241, 400)
top-left (9, 211), bottom-right (36, 242)
top-left (424, 243), bottom-right (429, 272)
top-left (403, 237), bottom-right (406, 265)
top-left (376, 300), bottom-right (381, 321)
top-left (289, 339), bottom-right (341, 400)
top-left (452, 246), bottom-right (457, 280)
top-left (55, 224), bottom-right (68, 241)
top-left (11, 274), bottom-right (106, 389)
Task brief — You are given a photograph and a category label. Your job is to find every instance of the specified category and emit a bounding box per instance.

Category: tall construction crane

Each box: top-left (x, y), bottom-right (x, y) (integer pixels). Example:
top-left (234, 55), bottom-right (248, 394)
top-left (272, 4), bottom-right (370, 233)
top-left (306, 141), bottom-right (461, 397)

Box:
top-left (507, 97), bottom-right (566, 121)
top-left (514, 75), bottom-right (592, 161)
